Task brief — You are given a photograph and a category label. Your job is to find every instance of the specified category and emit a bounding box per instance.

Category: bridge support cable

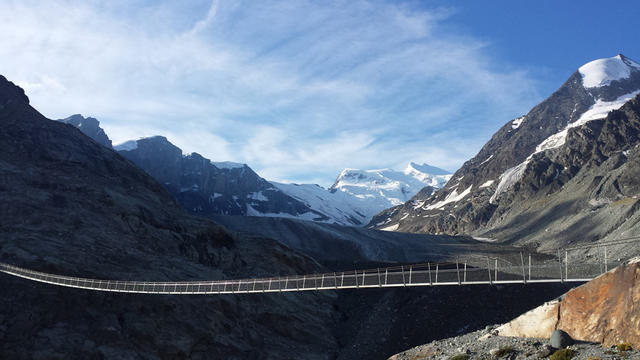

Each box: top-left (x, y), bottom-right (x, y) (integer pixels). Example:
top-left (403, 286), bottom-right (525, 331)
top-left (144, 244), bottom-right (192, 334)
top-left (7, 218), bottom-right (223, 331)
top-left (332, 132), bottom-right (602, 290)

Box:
top-left (557, 250), bottom-right (564, 283)
top-left (565, 251), bottom-right (569, 280)
top-left (463, 262), bottom-right (467, 283)
top-left (520, 253), bottom-right (526, 284)
top-left (409, 266), bottom-right (413, 285)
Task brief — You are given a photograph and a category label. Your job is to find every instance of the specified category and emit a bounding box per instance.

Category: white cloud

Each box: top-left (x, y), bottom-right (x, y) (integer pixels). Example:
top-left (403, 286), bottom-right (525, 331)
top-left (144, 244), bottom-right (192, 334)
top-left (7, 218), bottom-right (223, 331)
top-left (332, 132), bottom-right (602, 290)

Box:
top-left (0, 0), bottom-right (542, 186)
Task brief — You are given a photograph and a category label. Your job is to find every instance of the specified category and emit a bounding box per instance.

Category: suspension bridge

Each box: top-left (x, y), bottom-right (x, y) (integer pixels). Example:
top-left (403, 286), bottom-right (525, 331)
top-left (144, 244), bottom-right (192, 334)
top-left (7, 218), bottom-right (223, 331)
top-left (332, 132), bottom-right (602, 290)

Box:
top-left (1, 238), bottom-right (638, 295)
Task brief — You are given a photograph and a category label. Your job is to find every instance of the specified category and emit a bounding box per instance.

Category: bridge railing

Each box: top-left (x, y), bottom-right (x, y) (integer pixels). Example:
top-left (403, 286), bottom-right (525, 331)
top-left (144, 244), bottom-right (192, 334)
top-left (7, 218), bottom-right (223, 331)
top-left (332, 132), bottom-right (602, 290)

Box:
top-left (0, 238), bottom-right (638, 294)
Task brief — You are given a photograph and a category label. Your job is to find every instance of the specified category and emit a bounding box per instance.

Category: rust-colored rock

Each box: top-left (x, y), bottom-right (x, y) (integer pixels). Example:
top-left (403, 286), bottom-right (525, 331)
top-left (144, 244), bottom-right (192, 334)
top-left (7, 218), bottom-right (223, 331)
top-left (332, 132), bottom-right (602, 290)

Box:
top-left (557, 262), bottom-right (640, 347)
top-left (497, 261), bottom-right (640, 348)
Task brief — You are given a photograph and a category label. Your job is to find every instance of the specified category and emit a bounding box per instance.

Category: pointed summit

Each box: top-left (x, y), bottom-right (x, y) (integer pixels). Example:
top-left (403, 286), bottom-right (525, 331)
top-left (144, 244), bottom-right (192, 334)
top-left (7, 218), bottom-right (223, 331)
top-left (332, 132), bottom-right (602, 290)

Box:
top-left (58, 114), bottom-right (112, 148)
top-left (579, 54), bottom-right (640, 88)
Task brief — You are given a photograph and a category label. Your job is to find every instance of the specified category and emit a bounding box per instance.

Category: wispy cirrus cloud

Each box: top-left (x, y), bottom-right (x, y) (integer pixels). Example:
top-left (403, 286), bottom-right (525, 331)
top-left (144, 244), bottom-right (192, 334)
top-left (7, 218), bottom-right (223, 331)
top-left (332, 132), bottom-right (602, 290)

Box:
top-left (0, 0), bottom-right (542, 185)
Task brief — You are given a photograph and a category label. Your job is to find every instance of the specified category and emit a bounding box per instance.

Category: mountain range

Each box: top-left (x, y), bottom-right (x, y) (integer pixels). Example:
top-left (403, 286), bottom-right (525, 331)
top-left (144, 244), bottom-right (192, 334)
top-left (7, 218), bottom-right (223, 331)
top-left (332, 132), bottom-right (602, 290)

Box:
top-left (61, 116), bottom-right (451, 226)
top-left (51, 54), bottom-right (640, 254)
top-left (371, 54), bottom-right (640, 251)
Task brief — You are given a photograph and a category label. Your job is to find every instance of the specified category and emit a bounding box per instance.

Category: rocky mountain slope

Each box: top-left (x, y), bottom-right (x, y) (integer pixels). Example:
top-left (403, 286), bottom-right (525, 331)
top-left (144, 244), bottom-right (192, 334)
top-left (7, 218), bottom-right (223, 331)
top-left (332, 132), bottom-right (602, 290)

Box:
top-left (0, 75), bottom-right (339, 359)
top-left (373, 54), bottom-right (640, 251)
top-left (208, 214), bottom-right (521, 265)
top-left (57, 114), bottom-right (112, 148)
top-left (274, 162), bottom-right (451, 226)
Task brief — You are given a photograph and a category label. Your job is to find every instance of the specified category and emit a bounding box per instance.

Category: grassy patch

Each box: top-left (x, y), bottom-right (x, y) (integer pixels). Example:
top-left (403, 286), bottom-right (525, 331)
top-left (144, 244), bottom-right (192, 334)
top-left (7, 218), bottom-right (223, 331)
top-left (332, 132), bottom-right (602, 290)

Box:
top-left (550, 348), bottom-right (575, 360)
top-left (616, 343), bottom-right (633, 352)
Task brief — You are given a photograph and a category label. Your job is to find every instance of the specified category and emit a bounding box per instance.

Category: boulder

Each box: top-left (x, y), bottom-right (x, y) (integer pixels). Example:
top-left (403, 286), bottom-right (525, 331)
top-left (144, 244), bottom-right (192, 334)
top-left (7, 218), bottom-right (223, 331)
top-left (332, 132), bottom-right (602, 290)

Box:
top-left (550, 330), bottom-right (573, 349)
top-left (557, 261), bottom-right (640, 347)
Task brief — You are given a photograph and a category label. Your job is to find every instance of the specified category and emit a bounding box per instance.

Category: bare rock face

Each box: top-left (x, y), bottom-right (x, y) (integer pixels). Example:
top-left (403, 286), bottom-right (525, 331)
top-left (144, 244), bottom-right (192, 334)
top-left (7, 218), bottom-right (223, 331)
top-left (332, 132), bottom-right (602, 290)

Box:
top-left (497, 261), bottom-right (640, 348)
top-left (496, 300), bottom-right (560, 339)
top-left (557, 261), bottom-right (640, 347)
top-left (57, 114), bottom-right (113, 148)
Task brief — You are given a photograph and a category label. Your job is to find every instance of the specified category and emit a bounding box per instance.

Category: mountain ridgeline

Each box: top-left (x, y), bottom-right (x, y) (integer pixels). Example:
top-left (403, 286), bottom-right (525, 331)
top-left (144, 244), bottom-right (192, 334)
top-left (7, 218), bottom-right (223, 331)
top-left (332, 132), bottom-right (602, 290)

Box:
top-left (113, 136), bottom-right (332, 221)
top-left (372, 54), bottom-right (640, 250)
top-left (57, 115), bottom-right (452, 226)
top-left (113, 137), bottom-right (451, 226)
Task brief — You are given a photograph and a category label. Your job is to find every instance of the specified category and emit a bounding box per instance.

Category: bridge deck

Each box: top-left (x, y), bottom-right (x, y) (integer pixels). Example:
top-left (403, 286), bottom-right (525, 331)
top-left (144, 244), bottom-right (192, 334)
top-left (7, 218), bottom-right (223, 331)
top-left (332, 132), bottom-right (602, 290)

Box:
top-left (3, 237), bottom-right (637, 295)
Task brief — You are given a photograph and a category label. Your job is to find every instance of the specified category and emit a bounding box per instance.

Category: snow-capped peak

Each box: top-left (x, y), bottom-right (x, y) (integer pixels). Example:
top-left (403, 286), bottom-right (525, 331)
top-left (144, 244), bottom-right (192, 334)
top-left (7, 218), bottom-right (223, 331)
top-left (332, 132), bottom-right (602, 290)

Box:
top-left (275, 163), bottom-right (453, 227)
top-left (331, 163), bottom-right (452, 205)
top-left (403, 162), bottom-right (452, 187)
top-left (404, 162), bottom-right (450, 176)
top-left (579, 54), bottom-right (640, 88)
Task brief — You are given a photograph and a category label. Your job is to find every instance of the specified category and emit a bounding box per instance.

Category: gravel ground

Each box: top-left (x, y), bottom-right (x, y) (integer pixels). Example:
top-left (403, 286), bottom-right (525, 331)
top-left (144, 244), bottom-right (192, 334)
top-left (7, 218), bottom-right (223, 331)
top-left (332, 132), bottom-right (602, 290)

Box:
top-left (392, 325), bottom-right (640, 360)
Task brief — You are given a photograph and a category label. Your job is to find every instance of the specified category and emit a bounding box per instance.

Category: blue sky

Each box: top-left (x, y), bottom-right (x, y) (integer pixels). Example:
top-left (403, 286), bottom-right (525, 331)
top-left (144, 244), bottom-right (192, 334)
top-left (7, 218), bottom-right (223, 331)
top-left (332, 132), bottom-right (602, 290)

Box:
top-left (1, 1), bottom-right (638, 186)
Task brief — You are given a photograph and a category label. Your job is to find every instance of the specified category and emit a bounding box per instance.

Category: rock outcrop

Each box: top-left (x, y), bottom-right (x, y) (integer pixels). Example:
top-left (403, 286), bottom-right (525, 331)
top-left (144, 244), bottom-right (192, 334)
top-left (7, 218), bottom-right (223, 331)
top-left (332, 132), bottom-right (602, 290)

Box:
top-left (57, 114), bottom-right (112, 148)
top-left (497, 260), bottom-right (640, 348)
